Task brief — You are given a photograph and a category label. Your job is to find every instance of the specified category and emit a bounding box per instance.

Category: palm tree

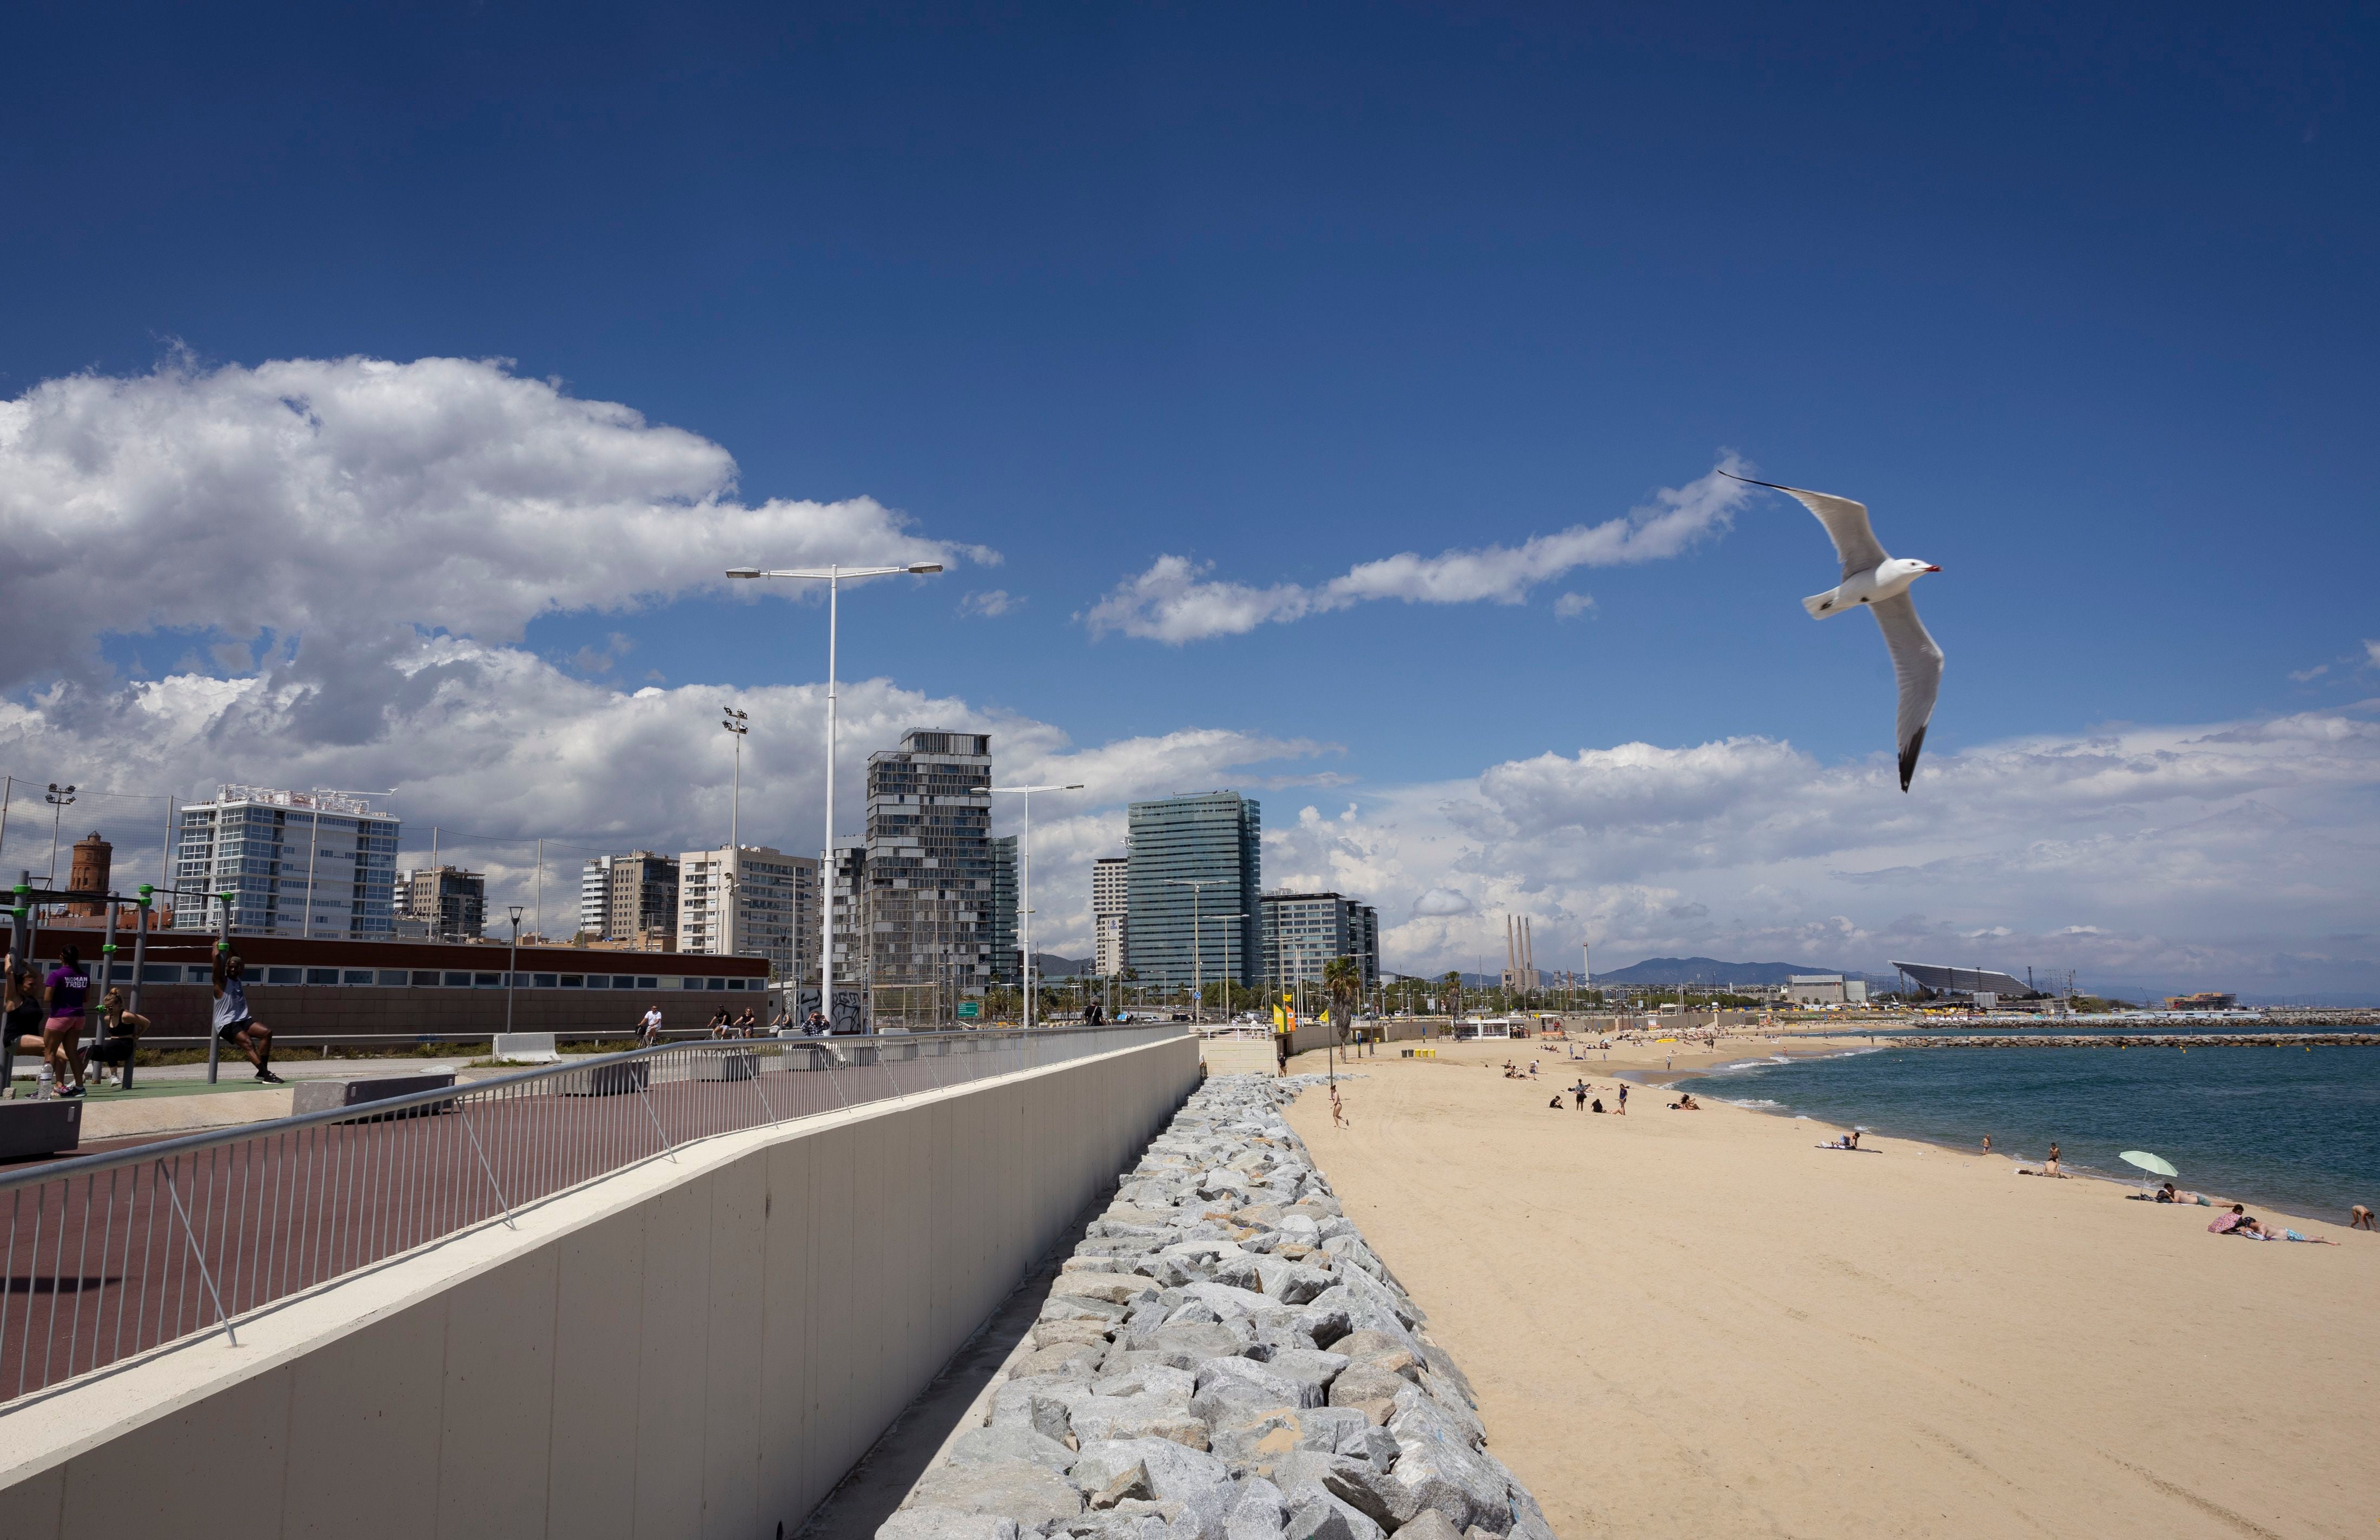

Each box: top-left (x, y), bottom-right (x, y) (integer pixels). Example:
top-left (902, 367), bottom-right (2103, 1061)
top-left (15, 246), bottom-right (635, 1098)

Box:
top-left (1324, 955), bottom-right (1363, 1042)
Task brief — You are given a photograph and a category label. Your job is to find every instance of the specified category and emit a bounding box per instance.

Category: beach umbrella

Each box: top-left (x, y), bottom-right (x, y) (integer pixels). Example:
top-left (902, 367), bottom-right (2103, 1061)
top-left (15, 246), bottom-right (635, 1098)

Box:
top-left (2120, 1149), bottom-right (2178, 1180)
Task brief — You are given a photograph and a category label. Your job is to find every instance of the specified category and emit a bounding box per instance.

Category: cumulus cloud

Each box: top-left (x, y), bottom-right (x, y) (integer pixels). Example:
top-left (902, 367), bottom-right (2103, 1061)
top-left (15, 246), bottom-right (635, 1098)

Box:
top-left (1552, 592), bottom-right (1596, 620)
top-left (959, 589), bottom-right (1019, 618)
top-left (1082, 458), bottom-right (1751, 643)
top-left (1260, 709), bottom-right (2380, 999)
top-left (0, 355), bottom-right (966, 718)
top-left (0, 635), bottom-right (1328, 943)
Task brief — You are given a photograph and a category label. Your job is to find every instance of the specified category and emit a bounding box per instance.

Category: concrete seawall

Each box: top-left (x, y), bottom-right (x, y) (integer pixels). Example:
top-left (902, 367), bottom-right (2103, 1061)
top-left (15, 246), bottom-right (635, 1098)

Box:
top-left (0, 1033), bottom-right (1201, 1540)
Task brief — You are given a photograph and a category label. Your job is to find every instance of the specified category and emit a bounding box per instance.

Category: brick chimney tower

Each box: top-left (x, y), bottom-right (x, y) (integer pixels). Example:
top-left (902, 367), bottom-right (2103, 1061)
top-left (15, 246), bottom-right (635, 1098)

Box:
top-left (68, 832), bottom-right (113, 916)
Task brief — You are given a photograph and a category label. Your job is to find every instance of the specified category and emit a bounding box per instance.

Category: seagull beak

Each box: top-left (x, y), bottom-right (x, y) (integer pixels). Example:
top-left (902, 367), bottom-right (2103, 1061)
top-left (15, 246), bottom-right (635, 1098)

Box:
top-left (1923, 565), bottom-right (1941, 573)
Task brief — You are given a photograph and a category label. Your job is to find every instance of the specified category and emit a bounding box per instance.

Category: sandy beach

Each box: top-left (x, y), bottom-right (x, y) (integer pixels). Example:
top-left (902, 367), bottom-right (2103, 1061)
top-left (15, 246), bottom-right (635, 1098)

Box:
top-left (1278, 1034), bottom-right (2380, 1539)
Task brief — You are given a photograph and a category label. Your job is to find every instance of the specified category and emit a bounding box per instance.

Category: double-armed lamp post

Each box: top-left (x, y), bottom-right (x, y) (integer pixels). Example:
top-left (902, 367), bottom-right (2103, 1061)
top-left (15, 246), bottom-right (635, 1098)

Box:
top-left (726, 560), bottom-right (943, 1034)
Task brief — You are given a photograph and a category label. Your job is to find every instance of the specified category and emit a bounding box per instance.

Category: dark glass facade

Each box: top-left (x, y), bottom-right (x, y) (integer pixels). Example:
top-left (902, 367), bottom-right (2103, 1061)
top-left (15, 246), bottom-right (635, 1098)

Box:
top-left (1125, 792), bottom-right (1261, 989)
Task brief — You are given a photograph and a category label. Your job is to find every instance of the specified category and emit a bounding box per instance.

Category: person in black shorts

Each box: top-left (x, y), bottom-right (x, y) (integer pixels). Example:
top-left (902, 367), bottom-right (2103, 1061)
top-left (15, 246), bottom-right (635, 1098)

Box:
top-left (4, 947), bottom-right (43, 1081)
top-left (212, 950), bottom-right (281, 1082)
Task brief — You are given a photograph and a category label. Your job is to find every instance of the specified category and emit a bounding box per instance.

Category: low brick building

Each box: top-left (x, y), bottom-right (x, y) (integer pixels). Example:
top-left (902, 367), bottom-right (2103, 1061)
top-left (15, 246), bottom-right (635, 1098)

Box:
top-left (9, 923), bottom-right (769, 1046)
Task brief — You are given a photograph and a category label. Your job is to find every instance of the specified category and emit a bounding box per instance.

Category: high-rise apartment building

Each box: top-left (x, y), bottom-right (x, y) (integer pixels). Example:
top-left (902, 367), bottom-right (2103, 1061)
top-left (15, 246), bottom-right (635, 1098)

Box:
top-left (1260, 890), bottom-right (1380, 990)
top-left (859, 730), bottom-right (994, 1024)
top-left (676, 844), bottom-right (816, 982)
top-left (987, 835), bottom-right (1019, 984)
top-left (1126, 792), bottom-right (1261, 992)
top-left (1093, 856), bottom-right (1128, 977)
top-left (173, 785), bottom-right (401, 937)
top-left (580, 851), bottom-right (679, 946)
top-left (395, 867), bottom-right (486, 941)
top-left (578, 858), bottom-right (611, 938)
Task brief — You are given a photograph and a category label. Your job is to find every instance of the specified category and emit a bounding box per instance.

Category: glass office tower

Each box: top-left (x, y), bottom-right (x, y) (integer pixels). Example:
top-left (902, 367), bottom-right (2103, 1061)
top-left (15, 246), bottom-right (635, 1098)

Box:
top-left (1125, 792), bottom-right (1261, 996)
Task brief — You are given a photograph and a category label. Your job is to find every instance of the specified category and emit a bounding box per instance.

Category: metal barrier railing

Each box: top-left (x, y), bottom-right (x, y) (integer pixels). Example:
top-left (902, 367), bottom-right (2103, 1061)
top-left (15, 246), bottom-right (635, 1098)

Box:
top-left (0, 1022), bottom-right (1184, 1407)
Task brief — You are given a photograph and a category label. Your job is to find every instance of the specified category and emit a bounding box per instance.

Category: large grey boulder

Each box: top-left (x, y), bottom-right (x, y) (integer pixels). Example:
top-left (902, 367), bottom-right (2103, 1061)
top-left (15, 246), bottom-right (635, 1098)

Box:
top-left (1318, 1464), bottom-right (1424, 1531)
top-left (1331, 1333), bottom-right (1419, 1381)
top-left (1252, 1259), bottom-right (1336, 1305)
top-left (1192, 1357), bottom-right (1323, 1423)
top-left (1017, 1340), bottom-right (1109, 1380)
top-left (878, 1509), bottom-right (1025, 1540)
top-left (1282, 1493), bottom-right (1385, 1540)
top-left (949, 1425), bottom-right (1079, 1473)
top-left (1389, 1512), bottom-right (1462, 1540)
top-left (1386, 1399), bottom-right (1509, 1534)
top-left (1181, 1280), bottom-right (1274, 1318)
top-left (1067, 1393), bottom-right (1212, 1450)
top-left (1071, 1438), bottom-right (1234, 1505)
top-left (1224, 1476), bottom-right (1287, 1540)
top-left (1057, 1273), bottom-right (1162, 1307)
top-left (1327, 1364), bottom-right (1410, 1425)
top-left (1207, 1407), bottom-right (1372, 1465)
top-left (1129, 1320), bottom-right (1252, 1366)
top-left (909, 1460), bottom-right (1087, 1525)
top-left (1257, 1349), bottom-right (1350, 1401)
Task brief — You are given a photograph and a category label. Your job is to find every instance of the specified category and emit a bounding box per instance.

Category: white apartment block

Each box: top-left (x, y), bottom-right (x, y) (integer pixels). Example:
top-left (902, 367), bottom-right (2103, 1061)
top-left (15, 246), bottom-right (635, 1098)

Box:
top-left (1093, 856), bottom-right (1128, 977)
top-left (677, 843), bottom-right (818, 982)
top-left (172, 785), bottom-right (401, 938)
top-left (579, 857), bottom-right (611, 937)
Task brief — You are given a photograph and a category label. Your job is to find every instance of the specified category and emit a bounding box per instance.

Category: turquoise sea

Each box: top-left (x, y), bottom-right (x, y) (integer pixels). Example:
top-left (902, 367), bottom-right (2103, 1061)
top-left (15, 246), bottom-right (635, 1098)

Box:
top-left (1675, 1043), bottom-right (2380, 1220)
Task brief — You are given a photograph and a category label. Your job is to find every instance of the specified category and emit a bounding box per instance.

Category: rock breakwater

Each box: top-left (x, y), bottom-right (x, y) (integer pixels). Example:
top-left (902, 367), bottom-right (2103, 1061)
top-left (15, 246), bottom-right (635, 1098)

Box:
top-left (883, 1074), bottom-right (1556, 1540)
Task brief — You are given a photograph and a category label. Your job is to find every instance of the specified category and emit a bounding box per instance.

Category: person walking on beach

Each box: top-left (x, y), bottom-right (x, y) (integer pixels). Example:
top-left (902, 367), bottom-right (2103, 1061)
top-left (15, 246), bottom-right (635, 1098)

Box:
top-left (211, 951), bottom-right (282, 1083)
top-left (1981, 1134), bottom-right (1992, 1157)
top-left (1617, 1082), bottom-right (1628, 1115)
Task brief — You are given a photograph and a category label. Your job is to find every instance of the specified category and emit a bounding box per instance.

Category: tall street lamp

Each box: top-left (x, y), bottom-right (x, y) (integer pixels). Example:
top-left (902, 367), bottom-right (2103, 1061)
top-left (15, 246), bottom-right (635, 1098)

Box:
top-left (506, 903), bottom-right (525, 1035)
top-left (720, 705), bottom-right (748, 959)
top-left (974, 782), bottom-right (1084, 1032)
top-left (43, 784), bottom-right (76, 894)
top-left (1166, 876), bottom-right (1225, 1027)
top-left (726, 559), bottom-right (943, 1034)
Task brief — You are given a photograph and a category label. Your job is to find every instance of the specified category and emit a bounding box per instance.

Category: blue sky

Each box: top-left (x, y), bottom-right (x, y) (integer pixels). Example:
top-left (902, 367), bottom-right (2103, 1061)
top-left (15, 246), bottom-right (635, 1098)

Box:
top-left (3, 3), bottom-right (2375, 995)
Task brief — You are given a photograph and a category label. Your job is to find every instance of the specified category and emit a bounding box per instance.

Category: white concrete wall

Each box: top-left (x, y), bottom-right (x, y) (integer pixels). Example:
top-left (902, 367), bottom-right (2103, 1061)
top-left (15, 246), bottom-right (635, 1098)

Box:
top-left (0, 1034), bottom-right (1200, 1540)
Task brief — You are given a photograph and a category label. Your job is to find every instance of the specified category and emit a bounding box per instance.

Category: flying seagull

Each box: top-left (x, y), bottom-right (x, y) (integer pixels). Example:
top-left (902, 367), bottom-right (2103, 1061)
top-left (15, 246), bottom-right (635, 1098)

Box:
top-left (1722, 472), bottom-right (1945, 791)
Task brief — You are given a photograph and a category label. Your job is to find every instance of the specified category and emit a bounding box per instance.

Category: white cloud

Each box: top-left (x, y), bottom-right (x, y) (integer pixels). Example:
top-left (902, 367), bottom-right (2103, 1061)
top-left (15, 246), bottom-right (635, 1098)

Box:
top-left (0, 355), bottom-right (969, 717)
top-left (1082, 458), bottom-right (1750, 643)
top-left (0, 635), bottom-right (1326, 946)
top-left (2366, 639), bottom-right (2380, 667)
top-left (2288, 664), bottom-right (2328, 682)
top-left (1260, 709), bottom-right (2380, 999)
top-left (959, 589), bottom-right (1019, 618)
top-left (1552, 592), bottom-right (1596, 619)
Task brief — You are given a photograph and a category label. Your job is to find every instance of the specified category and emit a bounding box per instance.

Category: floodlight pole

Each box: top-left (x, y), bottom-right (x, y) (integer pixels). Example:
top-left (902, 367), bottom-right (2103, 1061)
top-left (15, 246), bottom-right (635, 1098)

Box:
top-left (725, 558), bottom-right (944, 1035)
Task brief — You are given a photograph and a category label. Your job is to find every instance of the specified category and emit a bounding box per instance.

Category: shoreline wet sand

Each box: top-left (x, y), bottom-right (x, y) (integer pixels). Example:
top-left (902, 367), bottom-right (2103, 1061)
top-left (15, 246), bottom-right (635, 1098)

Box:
top-left (1277, 1036), bottom-right (2379, 1539)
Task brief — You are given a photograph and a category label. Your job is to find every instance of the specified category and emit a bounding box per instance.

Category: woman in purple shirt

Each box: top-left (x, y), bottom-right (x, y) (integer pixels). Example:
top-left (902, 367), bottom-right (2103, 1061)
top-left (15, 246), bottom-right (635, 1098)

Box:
top-left (42, 943), bottom-right (90, 1098)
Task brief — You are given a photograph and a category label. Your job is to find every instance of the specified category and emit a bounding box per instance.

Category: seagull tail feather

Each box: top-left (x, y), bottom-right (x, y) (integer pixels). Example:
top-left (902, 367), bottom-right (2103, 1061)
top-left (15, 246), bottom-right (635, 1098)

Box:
top-left (1899, 725), bottom-right (1928, 793)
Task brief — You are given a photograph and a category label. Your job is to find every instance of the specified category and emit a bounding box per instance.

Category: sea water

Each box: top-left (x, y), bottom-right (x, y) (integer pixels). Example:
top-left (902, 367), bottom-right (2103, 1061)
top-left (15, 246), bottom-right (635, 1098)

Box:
top-left (1676, 1044), bottom-right (2380, 1219)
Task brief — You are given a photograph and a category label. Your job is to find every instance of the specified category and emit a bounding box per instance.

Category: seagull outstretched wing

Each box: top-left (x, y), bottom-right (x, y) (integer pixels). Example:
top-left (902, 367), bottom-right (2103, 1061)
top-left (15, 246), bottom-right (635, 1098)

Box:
top-left (1723, 472), bottom-right (1888, 579)
top-left (1872, 592), bottom-right (1944, 792)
